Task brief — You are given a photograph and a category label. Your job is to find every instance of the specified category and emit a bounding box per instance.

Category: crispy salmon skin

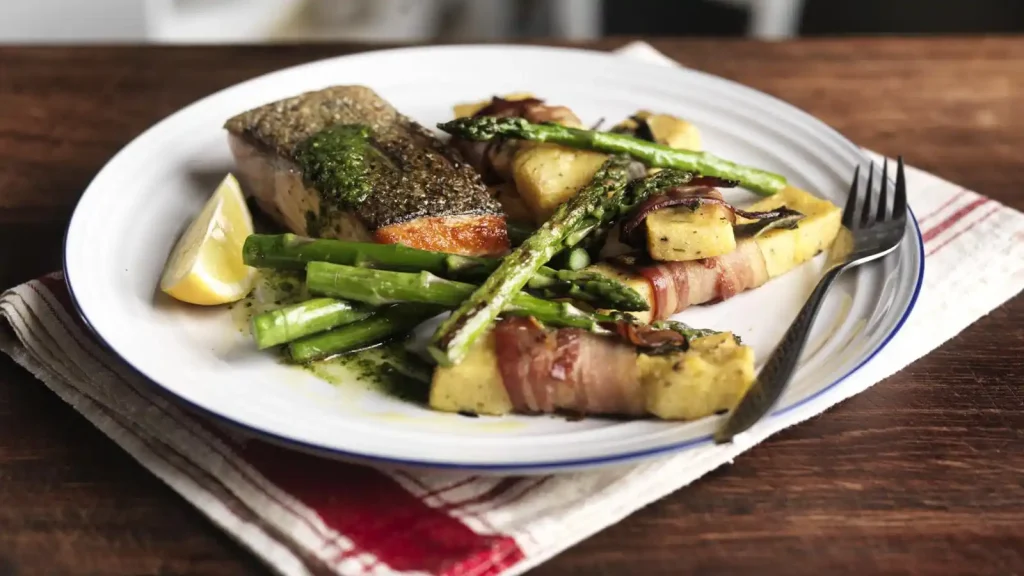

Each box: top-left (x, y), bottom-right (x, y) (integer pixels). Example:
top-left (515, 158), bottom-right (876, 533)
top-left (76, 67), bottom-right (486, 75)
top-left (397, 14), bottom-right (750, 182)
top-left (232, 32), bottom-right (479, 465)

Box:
top-left (224, 85), bottom-right (509, 256)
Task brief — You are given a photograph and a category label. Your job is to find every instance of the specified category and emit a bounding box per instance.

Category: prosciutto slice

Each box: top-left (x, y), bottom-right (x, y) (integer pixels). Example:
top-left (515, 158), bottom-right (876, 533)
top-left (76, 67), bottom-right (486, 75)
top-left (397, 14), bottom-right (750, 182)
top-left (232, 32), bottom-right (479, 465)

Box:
top-left (492, 317), bottom-right (645, 416)
top-left (451, 97), bottom-right (582, 184)
top-left (633, 239), bottom-right (770, 320)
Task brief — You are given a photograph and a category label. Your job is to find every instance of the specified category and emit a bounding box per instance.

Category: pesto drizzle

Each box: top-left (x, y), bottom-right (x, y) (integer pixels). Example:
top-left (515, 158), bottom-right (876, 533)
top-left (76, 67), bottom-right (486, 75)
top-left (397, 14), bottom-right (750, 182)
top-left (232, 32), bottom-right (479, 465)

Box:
top-left (305, 341), bottom-right (433, 405)
top-left (294, 124), bottom-right (391, 210)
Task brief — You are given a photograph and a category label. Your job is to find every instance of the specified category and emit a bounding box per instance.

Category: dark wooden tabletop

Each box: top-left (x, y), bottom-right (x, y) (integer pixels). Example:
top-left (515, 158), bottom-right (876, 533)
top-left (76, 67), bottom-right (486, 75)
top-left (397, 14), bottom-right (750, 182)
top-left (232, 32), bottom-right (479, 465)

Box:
top-left (1, 37), bottom-right (1022, 576)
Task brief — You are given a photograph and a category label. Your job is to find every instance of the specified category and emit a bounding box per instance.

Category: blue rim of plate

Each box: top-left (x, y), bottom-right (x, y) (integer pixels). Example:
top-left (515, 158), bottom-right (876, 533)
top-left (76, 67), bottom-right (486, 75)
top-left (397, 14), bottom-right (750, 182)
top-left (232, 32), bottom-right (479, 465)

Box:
top-left (61, 44), bottom-right (926, 472)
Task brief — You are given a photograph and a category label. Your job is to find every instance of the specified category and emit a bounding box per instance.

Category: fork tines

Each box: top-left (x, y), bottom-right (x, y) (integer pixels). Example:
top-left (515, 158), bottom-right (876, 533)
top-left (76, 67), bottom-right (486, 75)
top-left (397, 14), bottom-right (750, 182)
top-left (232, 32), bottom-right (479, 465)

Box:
top-left (843, 156), bottom-right (907, 229)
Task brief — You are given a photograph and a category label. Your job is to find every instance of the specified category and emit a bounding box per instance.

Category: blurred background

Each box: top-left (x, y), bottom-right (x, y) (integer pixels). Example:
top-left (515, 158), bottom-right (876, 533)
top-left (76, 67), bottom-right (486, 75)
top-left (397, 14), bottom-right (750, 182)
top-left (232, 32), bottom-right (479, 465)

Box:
top-left (0, 0), bottom-right (1021, 44)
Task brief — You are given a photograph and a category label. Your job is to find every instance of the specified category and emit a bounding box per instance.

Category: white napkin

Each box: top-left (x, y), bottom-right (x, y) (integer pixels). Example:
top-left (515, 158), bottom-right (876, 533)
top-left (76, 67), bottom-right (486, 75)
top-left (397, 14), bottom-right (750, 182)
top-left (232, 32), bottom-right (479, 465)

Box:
top-left (1, 42), bottom-right (1021, 576)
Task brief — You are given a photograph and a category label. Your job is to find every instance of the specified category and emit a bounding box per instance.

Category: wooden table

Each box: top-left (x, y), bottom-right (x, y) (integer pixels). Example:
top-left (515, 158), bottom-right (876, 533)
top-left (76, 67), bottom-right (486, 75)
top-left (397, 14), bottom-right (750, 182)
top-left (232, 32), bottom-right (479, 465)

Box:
top-left (1, 37), bottom-right (1022, 576)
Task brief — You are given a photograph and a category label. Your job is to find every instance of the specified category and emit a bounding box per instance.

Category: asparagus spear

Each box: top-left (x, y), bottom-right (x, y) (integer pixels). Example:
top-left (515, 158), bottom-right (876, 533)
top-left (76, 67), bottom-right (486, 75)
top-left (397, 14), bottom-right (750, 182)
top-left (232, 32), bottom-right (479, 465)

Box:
top-left (438, 116), bottom-right (786, 197)
top-left (243, 233), bottom-right (485, 275)
top-left (521, 268), bottom-right (643, 310)
top-left (250, 298), bottom-right (374, 349)
top-left (242, 233), bottom-right (647, 311)
top-left (287, 303), bottom-right (441, 363)
top-left (548, 246), bottom-right (591, 271)
top-left (305, 261), bottom-right (620, 333)
top-left (427, 155), bottom-right (635, 365)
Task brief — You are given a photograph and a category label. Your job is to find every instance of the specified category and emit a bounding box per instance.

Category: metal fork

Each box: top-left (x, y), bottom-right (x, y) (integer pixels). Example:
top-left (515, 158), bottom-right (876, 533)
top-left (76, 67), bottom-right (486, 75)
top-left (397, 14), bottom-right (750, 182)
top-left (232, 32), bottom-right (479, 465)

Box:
top-left (714, 157), bottom-right (908, 444)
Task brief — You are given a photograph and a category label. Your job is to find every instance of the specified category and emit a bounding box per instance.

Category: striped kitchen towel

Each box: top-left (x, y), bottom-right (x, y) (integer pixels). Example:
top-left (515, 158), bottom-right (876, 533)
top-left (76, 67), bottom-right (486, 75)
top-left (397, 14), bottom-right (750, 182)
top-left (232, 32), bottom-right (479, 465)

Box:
top-left (1, 42), bottom-right (1022, 576)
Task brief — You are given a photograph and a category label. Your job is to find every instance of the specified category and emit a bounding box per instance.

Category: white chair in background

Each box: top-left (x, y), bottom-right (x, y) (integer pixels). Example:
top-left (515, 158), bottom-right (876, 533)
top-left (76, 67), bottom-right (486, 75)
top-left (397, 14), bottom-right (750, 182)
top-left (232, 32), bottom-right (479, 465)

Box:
top-left (145, 0), bottom-right (444, 43)
top-left (0, 0), bottom-right (801, 44)
top-left (0, 0), bottom-right (148, 41)
top-left (143, 0), bottom-right (604, 43)
top-left (549, 0), bottom-right (604, 40)
top-left (0, 0), bottom-right (597, 44)
top-left (709, 0), bottom-right (807, 39)
top-left (405, 0), bottom-right (603, 42)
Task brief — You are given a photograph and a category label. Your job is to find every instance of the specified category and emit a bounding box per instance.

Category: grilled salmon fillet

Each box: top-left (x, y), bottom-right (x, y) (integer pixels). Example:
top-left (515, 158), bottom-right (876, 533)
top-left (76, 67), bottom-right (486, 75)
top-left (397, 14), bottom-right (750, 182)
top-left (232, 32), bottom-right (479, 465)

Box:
top-left (224, 86), bottom-right (509, 256)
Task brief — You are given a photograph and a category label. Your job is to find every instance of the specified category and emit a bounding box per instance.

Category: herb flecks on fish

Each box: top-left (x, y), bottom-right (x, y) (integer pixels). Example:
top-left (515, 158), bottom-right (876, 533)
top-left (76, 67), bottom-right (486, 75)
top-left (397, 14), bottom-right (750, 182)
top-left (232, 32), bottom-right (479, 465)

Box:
top-left (293, 124), bottom-right (391, 209)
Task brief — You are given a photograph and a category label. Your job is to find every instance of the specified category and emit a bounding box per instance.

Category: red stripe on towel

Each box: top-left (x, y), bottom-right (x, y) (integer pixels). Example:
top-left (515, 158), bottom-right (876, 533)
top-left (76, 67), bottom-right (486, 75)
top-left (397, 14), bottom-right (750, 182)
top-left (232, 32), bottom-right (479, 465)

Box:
top-left (922, 197), bottom-right (990, 244)
top-left (240, 442), bottom-right (525, 576)
top-left (916, 191), bottom-right (965, 227)
top-left (927, 207), bottom-right (1000, 257)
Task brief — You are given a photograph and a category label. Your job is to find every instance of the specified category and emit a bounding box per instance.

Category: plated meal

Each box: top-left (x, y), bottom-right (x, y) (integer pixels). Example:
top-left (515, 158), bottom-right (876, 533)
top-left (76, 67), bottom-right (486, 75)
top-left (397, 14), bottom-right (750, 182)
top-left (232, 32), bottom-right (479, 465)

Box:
top-left (157, 84), bottom-right (843, 424)
top-left (63, 45), bottom-right (921, 470)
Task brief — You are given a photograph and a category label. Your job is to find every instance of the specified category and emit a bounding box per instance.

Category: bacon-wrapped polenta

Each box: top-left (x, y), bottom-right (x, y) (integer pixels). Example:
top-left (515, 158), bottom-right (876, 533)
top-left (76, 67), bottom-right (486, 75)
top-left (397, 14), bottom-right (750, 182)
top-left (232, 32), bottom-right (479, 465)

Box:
top-left (429, 317), bottom-right (755, 420)
top-left (590, 185), bottom-right (843, 323)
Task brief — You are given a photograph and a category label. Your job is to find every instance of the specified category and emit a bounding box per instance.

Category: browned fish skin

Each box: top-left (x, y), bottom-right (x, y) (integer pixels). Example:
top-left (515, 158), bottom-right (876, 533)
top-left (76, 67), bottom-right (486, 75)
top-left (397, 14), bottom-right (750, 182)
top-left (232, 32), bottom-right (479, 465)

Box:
top-left (224, 86), bottom-right (508, 255)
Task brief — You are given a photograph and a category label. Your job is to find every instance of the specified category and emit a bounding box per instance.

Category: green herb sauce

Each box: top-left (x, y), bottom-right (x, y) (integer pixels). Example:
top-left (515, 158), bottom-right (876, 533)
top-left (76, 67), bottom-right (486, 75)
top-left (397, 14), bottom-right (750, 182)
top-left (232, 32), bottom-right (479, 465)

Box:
top-left (293, 124), bottom-right (391, 210)
top-left (232, 271), bottom-right (432, 405)
top-left (304, 341), bottom-right (432, 405)
top-left (229, 269), bottom-right (308, 334)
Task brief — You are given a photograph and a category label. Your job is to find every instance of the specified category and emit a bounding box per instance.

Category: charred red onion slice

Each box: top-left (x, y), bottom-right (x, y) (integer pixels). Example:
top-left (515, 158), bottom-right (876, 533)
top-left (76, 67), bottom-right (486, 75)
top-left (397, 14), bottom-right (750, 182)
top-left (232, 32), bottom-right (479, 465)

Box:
top-left (619, 188), bottom-right (805, 247)
top-left (601, 319), bottom-right (687, 354)
top-left (722, 203), bottom-right (802, 222)
top-left (620, 187), bottom-right (728, 246)
top-left (733, 212), bottom-right (804, 237)
top-left (474, 97), bottom-right (546, 118)
top-left (610, 114), bottom-right (657, 143)
top-left (687, 176), bottom-right (740, 188)
top-left (476, 96), bottom-right (581, 126)
top-left (608, 318), bottom-right (729, 355)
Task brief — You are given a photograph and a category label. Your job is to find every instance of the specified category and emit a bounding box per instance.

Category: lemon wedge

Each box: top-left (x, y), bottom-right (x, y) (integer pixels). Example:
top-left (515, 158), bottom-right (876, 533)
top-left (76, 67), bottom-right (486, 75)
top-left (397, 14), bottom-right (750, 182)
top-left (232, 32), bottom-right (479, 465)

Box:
top-left (159, 173), bottom-right (256, 305)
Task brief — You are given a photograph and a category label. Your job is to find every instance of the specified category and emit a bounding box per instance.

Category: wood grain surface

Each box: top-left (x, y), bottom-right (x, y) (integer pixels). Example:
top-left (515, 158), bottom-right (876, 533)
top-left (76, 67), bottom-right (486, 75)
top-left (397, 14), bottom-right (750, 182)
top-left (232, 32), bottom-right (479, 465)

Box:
top-left (0, 37), bottom-right (1022, 576)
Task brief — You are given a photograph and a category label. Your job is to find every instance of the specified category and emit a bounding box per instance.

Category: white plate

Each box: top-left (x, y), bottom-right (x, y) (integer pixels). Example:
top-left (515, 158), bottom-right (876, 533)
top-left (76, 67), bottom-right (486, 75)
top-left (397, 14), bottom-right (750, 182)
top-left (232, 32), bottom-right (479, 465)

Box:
top-left (64, 45), bottom-right (923, 475)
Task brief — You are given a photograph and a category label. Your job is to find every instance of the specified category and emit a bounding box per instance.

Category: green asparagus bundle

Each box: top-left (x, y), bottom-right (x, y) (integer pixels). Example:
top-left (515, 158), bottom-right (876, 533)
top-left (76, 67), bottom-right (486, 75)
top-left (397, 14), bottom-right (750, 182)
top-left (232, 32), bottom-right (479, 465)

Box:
top-left (301, 262), bottom-right (724, 357)
top-left (427, 155), bottom-right (635, 366)
top-left (242, 233), bottom-right (647, 312)
top-left (305, 261), bottom-right (621, 333)
top-left (287, 303), bottom-right (442, 363)
top-left (437, 116), bottom-right (787, 197)
top-left (244, 233), bottom-right (485, 275)
top-left (250, 298), bottom-right (375, 349)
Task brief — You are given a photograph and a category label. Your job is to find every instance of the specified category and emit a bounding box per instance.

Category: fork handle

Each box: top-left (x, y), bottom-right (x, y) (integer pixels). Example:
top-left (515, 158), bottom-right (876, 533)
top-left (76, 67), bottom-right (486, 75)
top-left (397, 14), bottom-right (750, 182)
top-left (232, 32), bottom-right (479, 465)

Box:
top-left (714, 262), bottom-right (848, 443)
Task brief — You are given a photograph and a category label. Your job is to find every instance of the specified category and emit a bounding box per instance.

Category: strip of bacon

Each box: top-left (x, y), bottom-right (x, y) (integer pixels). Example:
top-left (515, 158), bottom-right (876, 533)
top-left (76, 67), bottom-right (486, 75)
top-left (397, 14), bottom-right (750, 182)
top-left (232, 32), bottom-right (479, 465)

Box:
top-left (492, 317), bottom-right (644, 416)
top-left (628, 239), bottom-right (769, 320)
top-left (451, 97), bottom-right (583, 185)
